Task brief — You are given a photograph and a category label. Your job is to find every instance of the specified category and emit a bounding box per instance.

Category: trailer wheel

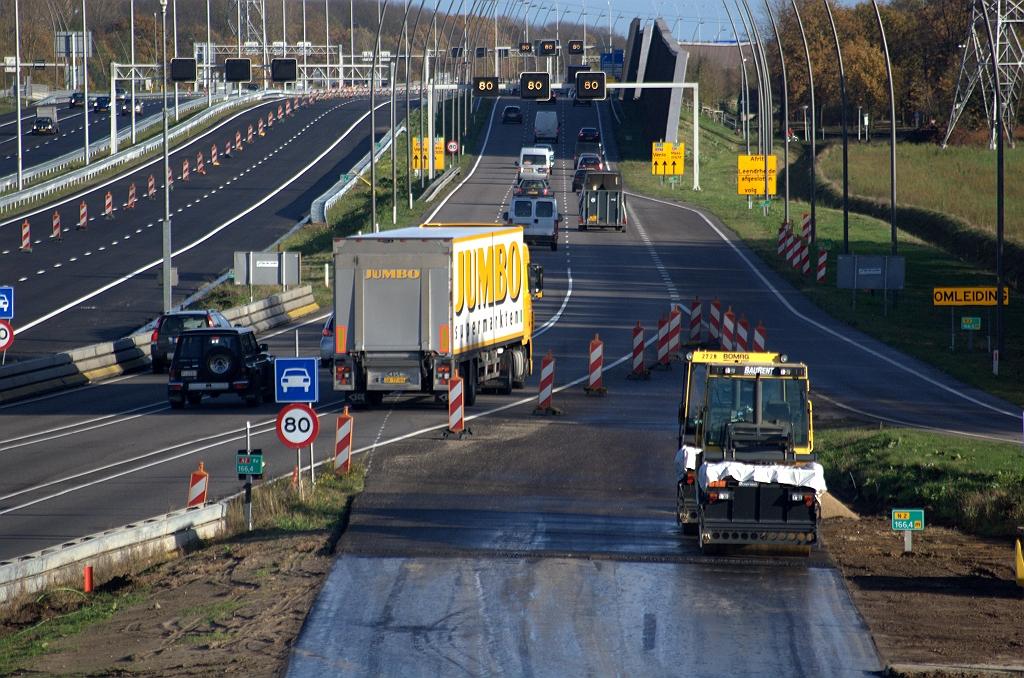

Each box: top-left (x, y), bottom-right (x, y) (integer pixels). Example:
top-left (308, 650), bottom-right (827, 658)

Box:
top-left (511, 347), bottom-right (527, 389)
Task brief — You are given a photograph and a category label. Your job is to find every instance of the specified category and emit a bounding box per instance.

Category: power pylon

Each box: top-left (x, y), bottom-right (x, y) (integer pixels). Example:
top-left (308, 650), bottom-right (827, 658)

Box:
top-left (943, 0), bottom-right (1024, 148)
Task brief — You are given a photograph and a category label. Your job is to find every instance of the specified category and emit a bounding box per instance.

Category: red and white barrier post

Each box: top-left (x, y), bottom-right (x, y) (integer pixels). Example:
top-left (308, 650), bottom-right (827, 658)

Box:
top-left (584, 334), bottom-right (606, 395)
top-left (628, 321), bottom-right (650, 379)
top-left (148, 174), bottom-right (156, 199)
top-left (722, 307), bottom-right (736, 351)
top-left (736, 314), bottom-right (749, 352)
top-left (167, 165), bottom-right (174, 190)
top-left (258, 118), bottom-right (265, 137)
top-left (197, 152), bottom-right (205, 174)
top-left (335, 407), bottom-right (353, 473)
top-left (535, 350), bottom-right (558, 413)
top-left (785, 229), bottom-right (797, 264)
top-left (19, 220), bottom-right (31, 252)
top-left (656, 314), bottom-right (670, 367)
top-left (801, 212), bottom-right (811, 240)
top-left (286, 100), bottom-right (292, 116)
top-left (709, 297), bottom-right (721, 342)
top-left (51, 210), bottom-right (61, 241)
top-left (278, 104), bottom-right (283, 119)
top-left (801, 241), bottom-right (811, 275)
top-left (267, 112), bottom-right (273, 129)
top-left (182, 159), bottom-right (190, 182)
top-left (447, 372), bottom-right (466, 435)
top-left (78, 200), bottom-right (88, 230)
top-left (212, 144), bottom-right (219, 166)
top-left (104, 192), bottom-right (114, 219)
top-left (127, 183), bottom-right (136, 210)
top-left (247, 125), bottom-right (254, 143)
top-left (668, 305), bottom-right (682, 354)
top-left (777, 223), bottom-right (788, 256)
top-left (753, 321), bottom-right (767, 352)
top-left (236, 130), bottom-right (243, 149)
top-left (187, 462), bottom-right (209, 507)
top-left (817, 247), bottom-right (827, 283)
top-left (689, 297), bottom-right (701, 343)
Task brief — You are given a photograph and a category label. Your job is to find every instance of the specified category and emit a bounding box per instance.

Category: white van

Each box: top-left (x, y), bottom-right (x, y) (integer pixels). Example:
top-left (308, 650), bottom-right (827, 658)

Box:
top-left (516, 146), bottom-right (552, 180)
top-left (534, 111), bottom-right (559, 143)
top-left (505, 196), bottom-right (560, 251)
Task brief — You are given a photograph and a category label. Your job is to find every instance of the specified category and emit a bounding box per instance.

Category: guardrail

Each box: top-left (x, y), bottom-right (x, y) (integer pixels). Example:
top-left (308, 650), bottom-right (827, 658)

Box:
top-left (419, 166), bottom-right (462, 203)
top-left (0, 503), bottom-right (226, 605)
top-left (0, 285), bottom-right (317, 405)
top-left (0, 91), bottom-right (286, 214)
top-left (310, 124), bottom-right (406, 223)
top-left (0, 96), bottom-right (212, 195)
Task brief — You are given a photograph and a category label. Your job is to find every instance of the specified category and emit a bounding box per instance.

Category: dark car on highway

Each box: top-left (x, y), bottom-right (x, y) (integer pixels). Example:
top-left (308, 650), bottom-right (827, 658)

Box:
top-left (167, 327), bottom-right (274, 409)
top-left (578, 127), bottom-right (600, 143)
top-left (120, 98), bottom-right (144, 116)
top-left (576, 153), bottom-right (604, 171)
top-left (69, 92), bottom-right (85, 108)
top-left (32, 117), bottom-right (58, 135)
top-left (502, 105), bottom-right (523, 124)
top-left (516, 178), bottom-right (550, 196)
top-left (93, 96), bottom-right (111, 113)
top-left (572, 168), bottom-right (588, 192)
top-left (151, 310), bottom-right (233, 374)
top-left (538, 90), bottom-right (557, 105)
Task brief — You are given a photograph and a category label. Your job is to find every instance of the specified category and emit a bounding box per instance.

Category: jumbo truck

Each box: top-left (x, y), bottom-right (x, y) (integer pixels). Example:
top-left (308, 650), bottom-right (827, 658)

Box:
top-left (675, 350), bottom-right (824, 555)
top-left (330, 224), bottom-right (544, 407)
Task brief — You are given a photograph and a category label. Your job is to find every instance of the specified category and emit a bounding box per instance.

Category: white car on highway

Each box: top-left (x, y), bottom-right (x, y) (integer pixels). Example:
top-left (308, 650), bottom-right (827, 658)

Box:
top-left (280, 368), bottom-right (312, 392)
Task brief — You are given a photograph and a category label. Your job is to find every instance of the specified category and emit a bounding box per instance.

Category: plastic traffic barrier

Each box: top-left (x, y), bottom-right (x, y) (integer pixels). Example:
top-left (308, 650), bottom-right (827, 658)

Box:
top-left (801, 212), bottom-right (811, 240)
top-left (777, 223), bottom-right (788, 256)
top-left (656, 314), bottom-right (670, 366)
top-left (51, 210), bottom-right (61, 241)
top-left (817, 248), bottom-right (827, 283)
top-left (446, 374), bottom-right (466, 435)
top-left (785, 230), bottom-right (797, 264)
top-left (182, 158), bottom-right (190, 182)
top-left (709, 297), bottom-right (721, 342)
top-left (19, 220), bottom-right (31, 252)
top-left (167, 165), bottom-right (174, 190)
top-left (247, 125), bottom-right (254, 143)
top-left (688, 297), bottom-right (701, 342)
top-left (126, 183), bottom-right (136, 210)
top-left (753, 321), bottom-right (767, 352)
top-left (335, 407), bottom-right (353, 473)
top-left (236, 130), bottom-right (243, 150)
top-left (78, 200), bottom-right (88, 230)
top-left (104, 191), bottom-right (114, 219)
top-left (534, 350), bottom-right (559, 413)
top-left (736, 314), bottom-right (749, 352)
top-left (584, 334), bottom-right (606, 395)
top-left (668, 306), bottom-right (683, 355)
top-left (801, 242), bottom-right (811, 275)
top-left (722, 307), bottom-right (736, 351)
top-left (148, 174), bottom-right (156, 199)
top-left (187, 462), bottom-right (209, 507)
top-left (197, 152), bottom-right (205, 175)
top-left (212, 144), bottom-right (219, 166)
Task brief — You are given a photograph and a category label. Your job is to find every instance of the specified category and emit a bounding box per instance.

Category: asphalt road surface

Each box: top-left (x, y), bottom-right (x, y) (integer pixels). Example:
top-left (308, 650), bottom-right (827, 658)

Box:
top-left (0, 94), bottom-right (391, 358)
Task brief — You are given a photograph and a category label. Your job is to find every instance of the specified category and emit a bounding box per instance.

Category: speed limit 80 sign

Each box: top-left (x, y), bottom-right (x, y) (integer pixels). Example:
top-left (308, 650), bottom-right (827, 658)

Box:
top-left (276, 403), bottom-right (320, 449)
top-left (472, 76), bottom-right (500, 97)
top-left (519, 71), bottom-right (550, 101)
top-left (0, 319), bottom-right (13, 352)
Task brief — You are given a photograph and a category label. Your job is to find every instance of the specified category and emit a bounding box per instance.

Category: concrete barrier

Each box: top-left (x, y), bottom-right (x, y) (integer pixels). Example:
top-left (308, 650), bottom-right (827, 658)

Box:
top-left (0, 503), bottom-right (226, 606)
top-left (0, 286), bottom-right (318, 404)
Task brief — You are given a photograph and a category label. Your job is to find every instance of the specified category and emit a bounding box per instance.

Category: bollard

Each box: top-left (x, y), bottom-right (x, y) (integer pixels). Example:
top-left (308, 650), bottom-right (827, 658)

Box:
top-left (268, 111), bottom-right (274, 128)
top-left (182, 159), bottom-right (190, 182)
top-left (791, 239), bottom-right (802, 269)
top-left (688, 297), bottom-right (701, 343)
top-left (258, 119), bottom-right (265, 137)
top-left (534, 350), bottom-right (560, 413)
top-left (777, 223), bottom-right (788, 256)
top-left (753, 321), bottom-right (767, 352)
top-left (247, 125), bottom-right (254, 144)
top-left (668, 306), bottom-right (683, 355)
top-left (187, 462), bottom-right (209, 507)
top-left (236, 130), bottom-right (243, 150)
top-left (167, 165), bottom-right (174, 190)
top-left (709, 297), bottom-right (721, 342)
top-left (148, 174), bottom-right (157, 199)
top-left (335, 407), bottom-right (353, 473)
top-left (627, 322), bottom-right (651, 380)
top-left (51, 211), bottom-right (62, 241)
top-left (736, 314), bottom-right (749, 352)
top-left (722, 307), bottom-right (736, 351)
top-left (78, 200), bottom-right (88, 230)
top-left (446, 371), bottom-right (469, 436)
top-left (817, 248), bottom-right (827, 283)
top-left (104, 192), bottom-right (114, 219)
top-left (785, 230), bottom-right (797, 264)
top-left (801, 242), bottom-right (811, 275)
top-left (84, 565), bottom-right (93, 593)
top-left (19, 220), bottom-right (31, 252)
top-left (212, 144), bottom-right (219, 166)
top-left (197, 152), bottom-right (205, 175)
top-left (126, 183), bottom-right (136, 210)
top-left (584, 334), bottom-right (606, 395)
top-left (655, 315), bottom-right (671, 368)
top-left (801, 212), bottom-right (811, 240)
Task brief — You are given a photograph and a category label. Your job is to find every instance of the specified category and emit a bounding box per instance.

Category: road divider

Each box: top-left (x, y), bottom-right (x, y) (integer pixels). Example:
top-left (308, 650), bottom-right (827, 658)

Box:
top-left (0, 286), bottom-right (317, 405)
top-left (310, 123), bottom-right (406, 223)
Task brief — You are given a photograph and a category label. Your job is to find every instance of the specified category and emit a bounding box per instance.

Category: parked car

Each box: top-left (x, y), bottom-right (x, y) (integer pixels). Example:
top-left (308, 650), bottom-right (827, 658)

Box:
top-left (68, 92), bottom-right (85, 108)
top-left (572, 168), bottom-right (588, 192)
top-left (502, 105), bottom-right (523, 124)
top-left (120, 98), bottom-right (144, 116)
top-left (150, 310), bottom-right (233, 374)
top-left (167, 327), bottom-right (274, 408)
top-left (93, 96), bottom-right (111, 113)
top-left (516, 178), bottom-right (550, 196)
top-left (578, 127), bottom-right (601, 143)
top-left (576, 153), bottom-right (604, 171)
top-left (32, 117), bottom-right (58, 135)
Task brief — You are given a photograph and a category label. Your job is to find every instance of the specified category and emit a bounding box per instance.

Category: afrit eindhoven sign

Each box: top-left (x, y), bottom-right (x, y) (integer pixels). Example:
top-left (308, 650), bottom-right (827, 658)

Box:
top-left (932, 287), bottom-right (1009, 306)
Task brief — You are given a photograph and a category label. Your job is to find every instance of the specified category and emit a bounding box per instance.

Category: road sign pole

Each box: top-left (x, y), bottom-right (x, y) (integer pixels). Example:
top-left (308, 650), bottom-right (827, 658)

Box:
top-left (245, 421), bottom-right (253, 531)
top-left (904, 529), bottom-right (912, 552)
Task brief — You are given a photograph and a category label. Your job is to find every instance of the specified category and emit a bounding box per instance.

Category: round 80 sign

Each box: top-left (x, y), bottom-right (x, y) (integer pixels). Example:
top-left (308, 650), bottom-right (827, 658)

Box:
top-left (276, 403), bottom-right (320, 448)
top-left (0, 319), bottom-right (12, 352)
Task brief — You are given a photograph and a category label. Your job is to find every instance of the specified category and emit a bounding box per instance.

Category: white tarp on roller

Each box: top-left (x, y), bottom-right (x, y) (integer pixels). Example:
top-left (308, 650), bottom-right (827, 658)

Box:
top-left (674, 446), bottom-right (701, 479)
top-left (698, 460), bottom-right (827, 496)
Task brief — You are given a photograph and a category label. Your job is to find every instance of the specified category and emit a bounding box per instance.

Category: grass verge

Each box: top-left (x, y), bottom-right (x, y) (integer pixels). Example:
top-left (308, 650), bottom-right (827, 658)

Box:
top-left (612, 100), bottom-right (1024, 407)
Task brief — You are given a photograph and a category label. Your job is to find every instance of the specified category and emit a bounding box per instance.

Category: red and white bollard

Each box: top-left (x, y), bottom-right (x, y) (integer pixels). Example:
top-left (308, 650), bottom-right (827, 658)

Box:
top-left (187, 462), bottom-right (209, 507)
top-left (631, 321), bottom-right (646, 376)
top-left (536, 350), bottom-right (557, 411)
top-left (196, 152), bottom-right (205, 175)
top-left (167, 165), bottom-right (174, 190)
top-left (584, 334), bottom-right (605, 395)
top-left (656, 314), bottom-right (670, 366)
top-left (753, 321), bottom-right (767, 352)
top-left (236, 130), bottom-right (243, 149)
top-left (148, 174), bottom-right (157, 199)
top-left (689, 297), bottom-right (702, 342)
top-left (784, 230), bottom-right (797, 264)
top-left (801, 212), bottom-right (811, 240)
top-left (247, 125), bottom-right (254, 143)
top-left (335, 407), bottom-right (353, 473)
top-left (816, 248), bottom-right (827, 283)
top-left (709, 297), bottom-right (722, 342)
top-left (212, 144), bottom-right (219, 166)
top-left (668, 305), bottom-right (682, 354)
top-left (447, 373), bottom-right (466, 435)
top-left (78, 200), bottom-right (88, 230)
top-left (225, 140), bottom-right (233, 158)
top-left (801, 242), bottom-right (811, 275)
top-left (736, 314), bottom-right (749, 352)
top-left (722, 307), bottom-right (736, 351)
top-left (258, 119), bottom-right (265, 137)
top-left (127, 183), bottom-right (136, 210)
top-left (286, 100), bottom-right (292, 116)
top-left (182, 159), bottom-right (190, 182)
top-left (277, 104), bottom-right (283, 119)
top-left (104, 191), bottom-right (114, 219)
top-left (777, 223), bottom-right (788, 256)
top-left (19, 220), bottom-right (31, 252)
top-left (267, 111), bottom-right (274, 129)
top-left (51, 210), bottom-right (61, 241)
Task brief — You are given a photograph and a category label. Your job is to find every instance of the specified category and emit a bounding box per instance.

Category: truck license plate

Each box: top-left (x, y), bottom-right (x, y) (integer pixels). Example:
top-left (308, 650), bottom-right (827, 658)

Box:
top-left (383, 376), bottom-right (408, 384)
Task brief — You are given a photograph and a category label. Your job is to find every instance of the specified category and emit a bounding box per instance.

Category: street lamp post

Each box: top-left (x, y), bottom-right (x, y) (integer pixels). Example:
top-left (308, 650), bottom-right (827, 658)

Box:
top-left (823, 0), bottom-right (849, 254)
top-left (160, 0), bottom-right (173, 312)
top-left (14, 0), bottom-right (23, 190)
top-left (83, 0), bottom-right (91, 167)
top-left (979, 1), bottom-right (1005, 356)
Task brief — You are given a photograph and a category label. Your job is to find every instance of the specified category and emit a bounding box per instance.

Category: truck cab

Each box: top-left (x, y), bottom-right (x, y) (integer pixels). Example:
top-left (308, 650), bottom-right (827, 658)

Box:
top-left (676, 351), bottom-right (822, 554)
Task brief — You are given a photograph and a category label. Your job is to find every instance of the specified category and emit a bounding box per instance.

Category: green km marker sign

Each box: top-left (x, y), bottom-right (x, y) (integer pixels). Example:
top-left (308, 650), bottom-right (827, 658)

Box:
top-left (961, 316), bottom-right (981, 331)
top-left (236, 453), bottom-right (264, 476)
top-left (891, 509), bottom-right (924, 531)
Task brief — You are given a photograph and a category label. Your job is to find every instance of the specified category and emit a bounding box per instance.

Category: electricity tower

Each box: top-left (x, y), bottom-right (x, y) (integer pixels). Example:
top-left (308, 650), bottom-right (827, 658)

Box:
top-left (943, 0), bottom-right (1024, 148)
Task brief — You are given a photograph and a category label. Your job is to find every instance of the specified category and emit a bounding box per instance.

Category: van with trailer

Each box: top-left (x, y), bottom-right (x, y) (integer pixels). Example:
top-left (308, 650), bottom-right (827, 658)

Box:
top-left (504, 196), bottom-right (561, 251)
top-left (578, 171), bottom-right (626, 231)
top-left (329, 225), bottom-right (544, 408)
top-left (533, 110), bottom-right (559, 143)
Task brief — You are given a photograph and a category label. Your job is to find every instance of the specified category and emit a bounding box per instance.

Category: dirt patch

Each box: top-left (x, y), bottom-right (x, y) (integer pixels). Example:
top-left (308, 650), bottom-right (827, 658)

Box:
top-left (826, 513), bottom-right (1024, 673)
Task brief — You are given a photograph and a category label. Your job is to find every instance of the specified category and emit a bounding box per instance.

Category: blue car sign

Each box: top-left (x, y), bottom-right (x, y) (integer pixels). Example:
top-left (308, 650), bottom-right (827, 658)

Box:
top-left (0, 287), bottom-right (12, 320)
top-left (274, 357), bottom-right (319, 403)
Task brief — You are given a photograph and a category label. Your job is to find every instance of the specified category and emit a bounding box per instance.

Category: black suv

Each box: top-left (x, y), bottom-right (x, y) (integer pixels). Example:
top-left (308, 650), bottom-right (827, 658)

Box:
top-left (69, 92), bottom-right (85, 108)
top-left (502, 105), bottom-right (523, 124)
top-left (151, 310), bottom-right (232, 373)
top-left (167, 328), bottom-right (274, 408)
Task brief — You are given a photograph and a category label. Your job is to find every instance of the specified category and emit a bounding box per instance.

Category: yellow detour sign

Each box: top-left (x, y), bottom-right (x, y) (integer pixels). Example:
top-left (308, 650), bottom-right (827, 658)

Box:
top-left (932, 287), bottom-right (1009, 306)
top-left (434, 137), bottom-right (445, 171)
top-left (651, 142), bottom-right (685, 175)
top-left (737, 155), bottom-right (777, 195)
top-left (411, 137), bottom-right (425, 170)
